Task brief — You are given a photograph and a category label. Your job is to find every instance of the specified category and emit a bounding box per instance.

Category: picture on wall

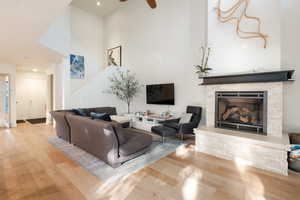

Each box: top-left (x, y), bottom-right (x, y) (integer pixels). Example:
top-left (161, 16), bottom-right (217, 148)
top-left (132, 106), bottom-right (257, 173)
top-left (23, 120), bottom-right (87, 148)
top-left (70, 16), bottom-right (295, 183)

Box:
top-left (70, 54), bottom-right (85, 79)
top-left (107, 46), bottom-right (122, 66)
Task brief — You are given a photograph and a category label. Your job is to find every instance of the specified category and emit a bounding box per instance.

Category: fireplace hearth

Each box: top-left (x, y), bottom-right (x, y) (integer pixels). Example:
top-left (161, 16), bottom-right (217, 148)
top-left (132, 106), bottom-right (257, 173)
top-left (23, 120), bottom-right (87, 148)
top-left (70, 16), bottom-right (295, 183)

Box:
top-left (215, 91), bottom-right (267, 135)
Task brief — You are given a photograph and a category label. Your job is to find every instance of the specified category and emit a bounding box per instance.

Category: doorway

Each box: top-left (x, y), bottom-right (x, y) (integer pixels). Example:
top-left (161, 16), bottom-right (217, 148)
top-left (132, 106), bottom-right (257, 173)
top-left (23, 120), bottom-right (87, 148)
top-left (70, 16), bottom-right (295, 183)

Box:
top-left (46, 74), bottom-right (54, 124)
top-left (0, 74), bottom-right (10, 128)
top-left (16, 71), bottom-right (47, 125)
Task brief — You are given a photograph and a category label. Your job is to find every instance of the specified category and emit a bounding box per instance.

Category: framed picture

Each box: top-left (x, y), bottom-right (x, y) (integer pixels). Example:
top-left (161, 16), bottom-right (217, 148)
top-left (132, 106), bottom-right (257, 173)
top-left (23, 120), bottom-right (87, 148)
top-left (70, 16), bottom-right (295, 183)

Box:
top-left (107, 46), bottom-right (122, 66)
top-left (70, 54), bottom-right (85, 79)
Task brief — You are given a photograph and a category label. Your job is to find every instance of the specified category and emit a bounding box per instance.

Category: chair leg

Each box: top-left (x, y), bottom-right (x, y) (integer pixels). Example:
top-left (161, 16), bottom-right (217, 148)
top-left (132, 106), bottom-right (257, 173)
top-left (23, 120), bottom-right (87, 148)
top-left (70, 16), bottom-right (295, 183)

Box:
top-left (181, 133), bottom-right (184, 140)
top-left (162, 135), bottom-right (165, 143)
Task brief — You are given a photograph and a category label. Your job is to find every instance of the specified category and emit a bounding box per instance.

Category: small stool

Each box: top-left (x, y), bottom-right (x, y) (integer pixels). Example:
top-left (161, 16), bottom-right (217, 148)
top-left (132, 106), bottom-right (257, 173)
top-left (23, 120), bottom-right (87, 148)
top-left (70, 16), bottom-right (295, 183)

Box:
top-left (288, 133), bottom-right (300, 173)
top-left (289, 158), bottom-right (300, 172)
top-left (151, 125), bottom-right (178, 143)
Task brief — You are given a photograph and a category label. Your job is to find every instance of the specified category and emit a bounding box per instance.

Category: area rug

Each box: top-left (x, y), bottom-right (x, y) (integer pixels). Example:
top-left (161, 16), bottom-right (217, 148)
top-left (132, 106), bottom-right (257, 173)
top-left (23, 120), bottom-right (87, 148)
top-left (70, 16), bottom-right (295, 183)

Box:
top-left (48, 137), bottom-right (183, 183)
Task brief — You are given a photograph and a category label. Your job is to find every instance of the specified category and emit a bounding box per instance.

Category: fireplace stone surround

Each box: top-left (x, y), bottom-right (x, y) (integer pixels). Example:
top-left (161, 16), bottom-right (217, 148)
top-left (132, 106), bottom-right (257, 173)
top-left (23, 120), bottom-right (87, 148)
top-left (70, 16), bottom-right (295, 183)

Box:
top-left (195, 82), bottom-right (289, 175)
top-left (205, 82), bottom-right (283, 137)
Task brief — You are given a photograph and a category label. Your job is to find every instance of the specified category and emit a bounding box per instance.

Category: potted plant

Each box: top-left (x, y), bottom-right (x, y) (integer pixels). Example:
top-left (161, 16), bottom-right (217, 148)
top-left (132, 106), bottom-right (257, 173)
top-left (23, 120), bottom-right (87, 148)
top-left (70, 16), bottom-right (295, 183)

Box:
top-left (105, 68), bottom-right (142, 113)
top-left (195, 46), bottom-right (212, 77)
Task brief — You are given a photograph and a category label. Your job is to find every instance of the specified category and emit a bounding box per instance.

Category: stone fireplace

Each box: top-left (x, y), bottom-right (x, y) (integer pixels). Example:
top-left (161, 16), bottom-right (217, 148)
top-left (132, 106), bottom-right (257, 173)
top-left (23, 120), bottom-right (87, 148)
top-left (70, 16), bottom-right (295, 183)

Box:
top-left (205, 82), bottom-right (284, 137)
top-left (215, 91), bottom-right (268, 135)
top-left (195, 82), bottom-right (289, 175)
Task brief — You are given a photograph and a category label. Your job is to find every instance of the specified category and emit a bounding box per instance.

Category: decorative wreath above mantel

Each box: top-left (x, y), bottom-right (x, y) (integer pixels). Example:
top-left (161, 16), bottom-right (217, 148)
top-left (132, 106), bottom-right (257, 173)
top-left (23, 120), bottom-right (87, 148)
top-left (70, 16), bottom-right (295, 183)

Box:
top-left (215, 0), bottom-right (268, 48)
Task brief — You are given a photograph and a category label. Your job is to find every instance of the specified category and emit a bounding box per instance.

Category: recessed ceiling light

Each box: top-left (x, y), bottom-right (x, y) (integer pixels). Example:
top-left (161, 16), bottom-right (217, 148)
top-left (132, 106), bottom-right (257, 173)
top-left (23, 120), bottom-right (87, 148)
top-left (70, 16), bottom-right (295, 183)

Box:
top-left (97, 1), bottom-right (101, 6)
top-left (32, 69), bottom-right (37, 72)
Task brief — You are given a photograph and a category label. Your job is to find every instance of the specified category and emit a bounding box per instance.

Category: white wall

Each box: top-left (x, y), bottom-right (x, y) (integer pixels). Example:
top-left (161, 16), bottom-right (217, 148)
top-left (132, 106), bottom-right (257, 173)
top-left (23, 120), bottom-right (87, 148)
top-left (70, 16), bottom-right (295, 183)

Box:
top-left (70, 66), bottom-right (128, 111)
top-left (207, 0), bottom-right (281, 73)
top-left (42, 1), bottom-right (206, 115)
top-left (61, 6), bottom-right (108, 109)
top-left (102, 0), bottom-right (299, 132)
top-left (42, 1), bottom-right (299, 132)
top-left (46, 60), bottom-right (68, 111)
top-left (43, 6), bottom-right (109, 110)
top-left (39, 7), bottom-right (71, 57)
top-left (15, 71), bottom-right (47, 120)
top-left (103, 0), bottom-right (207, 115)
top-left (206, 0), bottom-right (300, 133)
top-left (281, 0), bottom-right (300, 133)
top-left (0, 64), bottom-right (17, 127)
top-left (70, 6), bottom-right (104, 94)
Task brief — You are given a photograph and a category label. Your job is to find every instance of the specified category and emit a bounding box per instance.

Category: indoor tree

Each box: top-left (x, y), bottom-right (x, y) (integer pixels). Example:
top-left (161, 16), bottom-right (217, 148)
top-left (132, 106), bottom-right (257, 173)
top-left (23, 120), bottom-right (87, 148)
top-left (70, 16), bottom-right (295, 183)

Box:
top-left (105, 68), bottom-right (142, 113)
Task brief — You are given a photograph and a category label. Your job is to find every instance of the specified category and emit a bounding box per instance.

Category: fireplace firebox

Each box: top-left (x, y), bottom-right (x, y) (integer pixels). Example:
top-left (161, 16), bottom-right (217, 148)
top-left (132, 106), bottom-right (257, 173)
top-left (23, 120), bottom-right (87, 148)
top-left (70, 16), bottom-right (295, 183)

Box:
top-left (215, 91), bottom-right (267, 135)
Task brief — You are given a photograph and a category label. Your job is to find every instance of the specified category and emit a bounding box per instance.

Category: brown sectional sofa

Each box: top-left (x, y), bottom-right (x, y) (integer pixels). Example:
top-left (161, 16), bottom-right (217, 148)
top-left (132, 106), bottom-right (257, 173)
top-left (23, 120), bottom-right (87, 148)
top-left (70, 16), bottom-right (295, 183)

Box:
top-left (51, 107), bottom-right (152, 168)
top-left (51, 110), bottom-right (73, 142)
top-left (51, 107), bottom-right (117, 143)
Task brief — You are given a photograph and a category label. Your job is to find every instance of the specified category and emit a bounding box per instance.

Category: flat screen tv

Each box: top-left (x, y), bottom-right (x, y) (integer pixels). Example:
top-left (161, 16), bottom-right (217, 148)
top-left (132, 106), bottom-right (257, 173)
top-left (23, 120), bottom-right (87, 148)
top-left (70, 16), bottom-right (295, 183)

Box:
top-left (146, 83), bottom-right (175, 105)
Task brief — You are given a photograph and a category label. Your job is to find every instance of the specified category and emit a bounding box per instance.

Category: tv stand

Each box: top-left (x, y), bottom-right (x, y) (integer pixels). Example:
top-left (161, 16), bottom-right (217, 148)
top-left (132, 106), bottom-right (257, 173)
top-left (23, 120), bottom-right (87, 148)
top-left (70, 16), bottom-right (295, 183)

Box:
top-left (129, 114), bottom-right (178, 132)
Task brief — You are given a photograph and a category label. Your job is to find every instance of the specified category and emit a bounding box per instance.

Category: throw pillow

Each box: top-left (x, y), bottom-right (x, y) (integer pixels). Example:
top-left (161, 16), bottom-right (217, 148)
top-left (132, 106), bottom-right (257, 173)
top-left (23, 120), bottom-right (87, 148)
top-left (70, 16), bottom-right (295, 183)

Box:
top-left (90, 112), bottom-right (112, 122)
top-left (179, 113), bottom-right (193, 124)
top-left (72, 108), bottom-right (88, 117)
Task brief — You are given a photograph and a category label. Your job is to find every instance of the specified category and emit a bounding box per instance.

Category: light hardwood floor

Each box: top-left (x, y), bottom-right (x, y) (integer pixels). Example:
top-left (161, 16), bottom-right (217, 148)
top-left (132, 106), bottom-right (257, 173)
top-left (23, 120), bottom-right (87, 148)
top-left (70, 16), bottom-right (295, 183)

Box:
top-left (1, 123), bottom-right (300, 200)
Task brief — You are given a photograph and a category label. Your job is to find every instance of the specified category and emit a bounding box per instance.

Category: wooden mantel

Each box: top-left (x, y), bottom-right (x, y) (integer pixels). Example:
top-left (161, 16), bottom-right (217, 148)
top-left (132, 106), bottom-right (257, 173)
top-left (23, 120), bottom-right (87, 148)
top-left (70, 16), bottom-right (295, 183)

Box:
top-left (200, 70), bottom-right (295, 85)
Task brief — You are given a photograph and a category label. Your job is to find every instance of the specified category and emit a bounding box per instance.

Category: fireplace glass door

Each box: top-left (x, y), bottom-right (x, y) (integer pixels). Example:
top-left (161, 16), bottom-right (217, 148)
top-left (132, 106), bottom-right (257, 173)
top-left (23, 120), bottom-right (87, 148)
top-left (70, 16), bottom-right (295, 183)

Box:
top-left (215, 91), bottom-right (267, 134)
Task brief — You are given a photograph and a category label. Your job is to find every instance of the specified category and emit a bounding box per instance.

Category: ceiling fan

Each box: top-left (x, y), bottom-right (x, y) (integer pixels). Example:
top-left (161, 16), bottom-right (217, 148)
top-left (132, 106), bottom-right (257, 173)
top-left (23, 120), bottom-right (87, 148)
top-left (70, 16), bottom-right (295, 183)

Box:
top-left (119, 0), bottom-right (157, 9)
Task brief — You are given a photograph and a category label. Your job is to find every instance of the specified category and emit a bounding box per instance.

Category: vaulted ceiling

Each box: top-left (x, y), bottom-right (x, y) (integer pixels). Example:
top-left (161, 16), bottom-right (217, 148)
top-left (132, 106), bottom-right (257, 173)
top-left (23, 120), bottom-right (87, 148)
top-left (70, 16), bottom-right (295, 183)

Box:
top-left (0, 0), bottom-right (72, 69)
top-left (0, 0), bottom-right (126, 71)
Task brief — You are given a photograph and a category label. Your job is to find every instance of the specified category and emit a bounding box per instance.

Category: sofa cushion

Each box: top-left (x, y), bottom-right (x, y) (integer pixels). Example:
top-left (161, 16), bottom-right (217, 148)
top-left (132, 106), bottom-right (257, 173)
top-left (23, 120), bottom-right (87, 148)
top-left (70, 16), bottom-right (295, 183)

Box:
top-left (51, 111), bottom-right (73, 142)
top-left (179, 113), bottom-right (193, 124)
top-left (119, 133), bottom-right (152, 157)
top-left (72, 108), bottom-right (88, 117)
top-left (92, 107), bottom-right (117, 115)
top-left (113, 126), bottom-right (127, 145)
top-left (164, 122), bottom-right (180, 130)
top-left (92, 119), bottom-right (125, 145)
top-left (90, 112), bottom-right (112, 122)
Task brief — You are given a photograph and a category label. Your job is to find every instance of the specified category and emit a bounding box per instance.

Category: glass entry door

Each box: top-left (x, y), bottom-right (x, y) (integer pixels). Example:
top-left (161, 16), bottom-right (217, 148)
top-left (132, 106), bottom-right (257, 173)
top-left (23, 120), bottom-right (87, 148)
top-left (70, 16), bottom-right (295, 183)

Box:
top-left (0, 75), bottom-right (10, 128)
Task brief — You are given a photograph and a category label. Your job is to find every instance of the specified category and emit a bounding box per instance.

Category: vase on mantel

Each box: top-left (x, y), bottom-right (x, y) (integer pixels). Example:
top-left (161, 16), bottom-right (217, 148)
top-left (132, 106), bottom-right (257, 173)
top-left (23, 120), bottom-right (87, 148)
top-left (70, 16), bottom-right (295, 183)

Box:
top-left (198, 71), bottom-right (210, 78)
top-left (195, 46), bottom-right (212, 79)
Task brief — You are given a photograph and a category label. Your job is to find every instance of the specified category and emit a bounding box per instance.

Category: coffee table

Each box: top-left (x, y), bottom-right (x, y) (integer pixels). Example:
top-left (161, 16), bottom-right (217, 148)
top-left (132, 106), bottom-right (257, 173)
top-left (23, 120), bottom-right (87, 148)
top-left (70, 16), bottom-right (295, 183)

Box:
top-left (126, 114), bottom-right (179, 132)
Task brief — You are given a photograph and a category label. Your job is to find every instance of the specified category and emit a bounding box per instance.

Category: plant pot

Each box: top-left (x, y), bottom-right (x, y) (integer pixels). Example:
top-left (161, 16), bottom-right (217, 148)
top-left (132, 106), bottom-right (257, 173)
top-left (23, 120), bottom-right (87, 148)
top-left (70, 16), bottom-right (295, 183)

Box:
top-left (198, 72), bottom-right (210, 78)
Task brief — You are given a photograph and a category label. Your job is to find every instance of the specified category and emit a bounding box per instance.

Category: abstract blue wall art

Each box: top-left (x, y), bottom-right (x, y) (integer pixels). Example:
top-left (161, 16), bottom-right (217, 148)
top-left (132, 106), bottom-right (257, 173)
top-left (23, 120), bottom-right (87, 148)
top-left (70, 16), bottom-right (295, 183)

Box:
top-left (70, 54), bottom-right (85, 79)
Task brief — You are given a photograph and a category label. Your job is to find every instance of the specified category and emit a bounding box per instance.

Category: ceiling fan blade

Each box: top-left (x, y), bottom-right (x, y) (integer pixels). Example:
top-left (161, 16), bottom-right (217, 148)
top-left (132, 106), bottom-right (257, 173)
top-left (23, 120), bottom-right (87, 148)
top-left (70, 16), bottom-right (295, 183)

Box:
top-left (146, 0), bottom-right (157, 8)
